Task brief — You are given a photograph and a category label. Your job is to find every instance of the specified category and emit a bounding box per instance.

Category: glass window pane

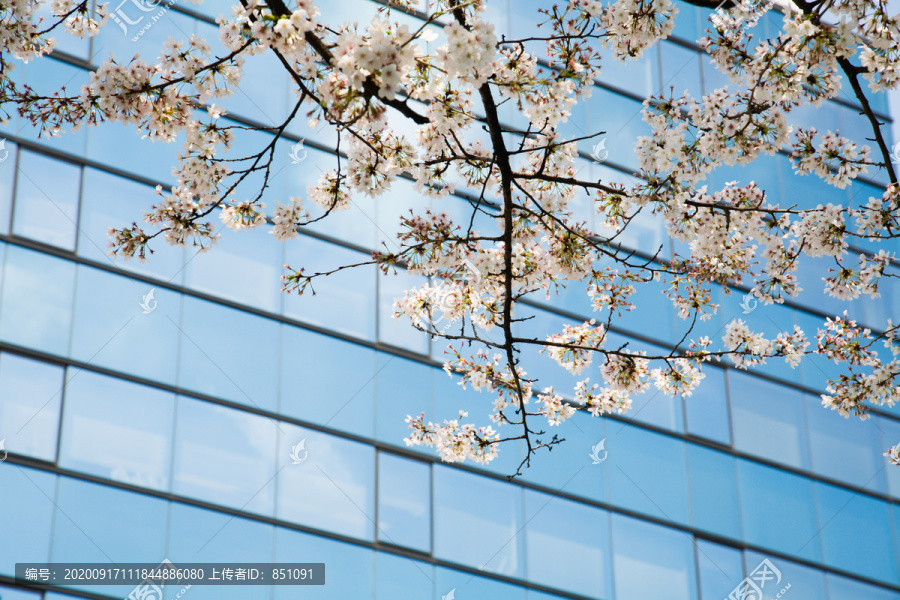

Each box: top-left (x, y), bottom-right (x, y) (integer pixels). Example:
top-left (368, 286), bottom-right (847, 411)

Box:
top-left (0, 245), bottom-right (75, 356)
top-left (659, 41), bottom-right (702, 98)
top-left (518, 411), bottom-right (607, 504)
top-left (611, 514), bottom-right (698, 600)
top-left (0, 464), bottom-right (55, 576)
top-left (562, 87), bottom-right (592, 149)
top-left (433, 466), bottom-right (523, 578)
top-left (91, 3), bottom-right (197, 72)
top-left (583, 87), bottom-right (652, 171)
top-left (528, 591), bottom-right (584, 600)
top-left (806, 394), bottom-right (886, 492)
top-left (206, 122), bottom-right (284, 229)
top-left (375, 353), bottom-right (434, 449)
top-left (378, 453), bottom-right (431, 552)
top-left (0, 353), bottom-right (64, 461)
top-left (814, 482), bottom-right (899, 585)
top-left (514, 307), bottom-right (583, 399)
top-left (736, 460), bottom-right (820, 562)
top-left (0, 140), bottom-right (16, 234)
top-left (375, 178), bottom-right (429, 251)
top-left (672, 0), bottom-right (700, 42)
top-left (50, 477), bottom-right (168, 597)
top-left (274, 528), bottom-right (373, 600)
top-left (282, 234), bottom-right (377, 340)
top-left (434, 566), bottom-right (526, 600)
top-left (625, 382), bottom-right (685, 433)
top-left (77, 167), bottom-right (185, 282)
top-left (315, 0), bottom-right (381, 28)
top-left (172, 398), bottom-right (278, 515)
top-left (595, 47), bottom-right (658, 98)
top-left (375, 553), bottom-right (433, 600)
top-left (826, 572), bottom-right (900, 600)
top-left (701, 49), bottom-right (731, 94)
top-left (12, 150), bottom-right (80, 250)
top-left (285, 101), bottom-right (340, 143)
top-left (687, 445), bottom-right (741, 539)
top-left (86, 119), bottom-right (181, 183)
top-left (169, 503), bottom-right (276, 563)
top-left (791, 253), bottom-right (854, 318)
top-left (0, 585), bottom-right (41, 600)
top-left (217, 50), bottom-right (288, 124)
top-left (168, 503), bottom-right (275, 600)
top-left (729, 371), bottom-right (810, 469)
top-left (615, 275), bottom-right (678, 347)
top-left (742, 550), bottom-right (826, 600)
top-left (607, 423), bottom-right (691, 526)
top-left (378, 268), bottom-right (429, 354)
top-left (69, 265), bottom-right (181, 385)
top-left (12, 58), bottom-right (88, 156)
top-left (298, 147), bottom-right (377, 248)
top-left (179, 297), bottom-right (280, 413)
top-left (184, 216), bottom-right (282, 312)
top-left (507, 0), bottom-right (551, 43)
top-left (59, 370), bottom-right (175, 490)
top-left (695, 540), bottom-right (743, 600)
top-left (32, 2), bottom-right (89, 53)
top-left (860, 264), bottom-right (900, 330)
top-left (777, 153), bottom-right (849, 212)
top-left (684, 366), bottom-right (731, 445)
top-left (280, 326), bottom-right (376, 438)
top-left (524, 490), bottom-right (613, 598)
top-left (276, 423), bottom-right (375, 540)
top-left (793, 312), bottom-right (833, 391)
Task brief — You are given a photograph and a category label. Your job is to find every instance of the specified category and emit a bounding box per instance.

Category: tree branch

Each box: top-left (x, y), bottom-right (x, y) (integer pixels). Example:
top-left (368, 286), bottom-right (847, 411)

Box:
top-left (836, 56), bottom-right (898, 185)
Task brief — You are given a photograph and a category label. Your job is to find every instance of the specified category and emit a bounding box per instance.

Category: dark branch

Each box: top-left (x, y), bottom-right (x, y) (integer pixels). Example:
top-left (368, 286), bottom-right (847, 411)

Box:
top-left (836, 56), bottom-right (898, 185)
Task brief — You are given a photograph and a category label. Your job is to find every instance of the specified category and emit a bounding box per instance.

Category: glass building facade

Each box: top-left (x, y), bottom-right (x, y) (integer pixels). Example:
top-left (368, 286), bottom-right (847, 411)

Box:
top-left (0, 1), bottom-right (898, 599)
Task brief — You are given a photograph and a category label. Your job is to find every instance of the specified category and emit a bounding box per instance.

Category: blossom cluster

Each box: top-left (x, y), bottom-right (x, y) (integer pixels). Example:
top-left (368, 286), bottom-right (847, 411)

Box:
top-left (5, 0), bottom-right (900, 469)
top-left (817, 313), bottom-right (900, 419)
top-left (405, 411), bottom-right (500, 464)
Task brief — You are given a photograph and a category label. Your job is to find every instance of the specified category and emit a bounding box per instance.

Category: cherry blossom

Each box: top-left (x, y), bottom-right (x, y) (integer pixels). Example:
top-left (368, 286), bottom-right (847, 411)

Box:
top-left (5, 0), bottom-right (900, 474)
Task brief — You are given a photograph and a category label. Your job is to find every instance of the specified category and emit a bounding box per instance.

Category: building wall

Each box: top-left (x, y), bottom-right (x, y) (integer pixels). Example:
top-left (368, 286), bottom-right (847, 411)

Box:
top-left (0, 1), bottom-right (898, 599)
